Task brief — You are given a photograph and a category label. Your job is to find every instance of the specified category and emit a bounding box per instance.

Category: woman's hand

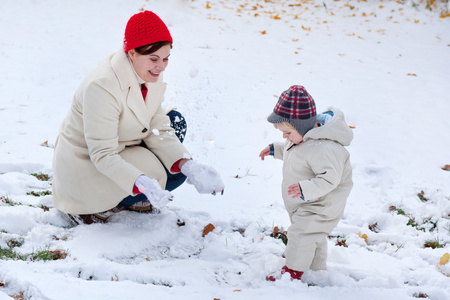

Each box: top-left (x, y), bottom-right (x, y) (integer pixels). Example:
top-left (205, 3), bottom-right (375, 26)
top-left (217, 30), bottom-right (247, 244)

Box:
top-left (287, 183), bottom-right (303, 199)
top-left (181, 160), bottom-right (224, 195)
top-left (259, 146), bottom-right (270, 161)
top-left (135, 175), bottom-right (172, 208)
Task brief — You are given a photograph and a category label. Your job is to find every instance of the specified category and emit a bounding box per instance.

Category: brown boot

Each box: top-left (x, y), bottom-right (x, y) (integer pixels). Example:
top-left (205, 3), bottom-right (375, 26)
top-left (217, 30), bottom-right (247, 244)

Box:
top-left (121, 200), bottom-right (154, 213)
top-left (68, 207), bottom-right (123, 225)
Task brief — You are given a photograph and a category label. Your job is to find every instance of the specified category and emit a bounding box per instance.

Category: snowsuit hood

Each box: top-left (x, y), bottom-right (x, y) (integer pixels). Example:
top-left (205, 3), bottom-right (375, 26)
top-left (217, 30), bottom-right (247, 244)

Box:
top-left (303, 107), bottom-right (353, 147)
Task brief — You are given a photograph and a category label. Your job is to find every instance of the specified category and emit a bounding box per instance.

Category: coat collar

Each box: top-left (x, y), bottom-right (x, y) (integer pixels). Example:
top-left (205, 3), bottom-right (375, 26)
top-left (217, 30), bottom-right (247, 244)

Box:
top-left (109, 49), bottom-right (166, 129)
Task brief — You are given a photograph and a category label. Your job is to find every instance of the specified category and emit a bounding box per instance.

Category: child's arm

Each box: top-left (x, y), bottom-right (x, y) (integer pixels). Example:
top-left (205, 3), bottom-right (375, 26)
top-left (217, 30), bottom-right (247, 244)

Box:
top-left (259, 142), bottom-right (285, 160)
top-left (299, 147), bottom-right (348, 201)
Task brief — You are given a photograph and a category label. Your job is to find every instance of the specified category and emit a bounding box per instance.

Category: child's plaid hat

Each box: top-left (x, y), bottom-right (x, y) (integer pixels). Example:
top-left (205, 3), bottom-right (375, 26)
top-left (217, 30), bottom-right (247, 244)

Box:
top-left (267, 85), bottom-right (317, 136)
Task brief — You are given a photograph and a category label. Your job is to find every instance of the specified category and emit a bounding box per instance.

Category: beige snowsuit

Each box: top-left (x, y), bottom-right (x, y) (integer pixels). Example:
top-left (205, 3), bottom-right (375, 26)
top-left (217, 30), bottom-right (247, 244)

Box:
top-left (272, 107), bottom-right (353, 271)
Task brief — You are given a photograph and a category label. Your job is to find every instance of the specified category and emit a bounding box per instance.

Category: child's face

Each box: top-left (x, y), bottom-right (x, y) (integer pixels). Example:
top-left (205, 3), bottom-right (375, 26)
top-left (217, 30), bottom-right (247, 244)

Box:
top-left (280, 128), bottom-right (303, 144)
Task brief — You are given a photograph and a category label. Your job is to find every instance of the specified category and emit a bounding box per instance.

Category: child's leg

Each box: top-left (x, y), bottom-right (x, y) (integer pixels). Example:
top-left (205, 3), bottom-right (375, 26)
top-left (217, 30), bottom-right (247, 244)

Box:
top-left (309, 236), bottom-right (328, 271)
top-left (285, 232), bottom-right (327, 271)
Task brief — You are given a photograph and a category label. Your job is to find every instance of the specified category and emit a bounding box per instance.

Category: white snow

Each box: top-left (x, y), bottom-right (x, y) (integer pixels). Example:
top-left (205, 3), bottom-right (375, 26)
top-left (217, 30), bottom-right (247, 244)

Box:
top-left (1, 0), bottom-right (450, 299)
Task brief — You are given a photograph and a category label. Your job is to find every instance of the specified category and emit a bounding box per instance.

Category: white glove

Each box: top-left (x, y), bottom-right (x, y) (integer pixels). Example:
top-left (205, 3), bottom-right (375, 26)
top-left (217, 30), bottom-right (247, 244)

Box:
top-left (135, 175), bottom-right (172, 209)
top-left (181, 160), bottom-right (224, 195)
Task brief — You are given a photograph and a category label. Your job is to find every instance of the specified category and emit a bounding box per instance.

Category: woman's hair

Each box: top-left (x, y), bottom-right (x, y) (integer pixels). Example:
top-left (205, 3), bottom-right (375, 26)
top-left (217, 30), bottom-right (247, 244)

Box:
top-left (135, 41), bottom-right (172, 55)
top-left (274, 122), bottom-right (294, 130)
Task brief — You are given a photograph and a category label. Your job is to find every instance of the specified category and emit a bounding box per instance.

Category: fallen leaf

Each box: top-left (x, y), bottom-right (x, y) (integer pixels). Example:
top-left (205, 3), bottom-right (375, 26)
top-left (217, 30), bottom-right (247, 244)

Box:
top-left (206, 3), bottom-right (211, 9)
top-left (407, 73), bottom-right (417, 76)
top-left (349, 125), bottom-right (356, 129)
top-left (233, 289), bottom-right (242, 292)
top-left (260, 30), bottom-right (267, 34)
top-left (0, 282), bottom-right (4, 287)
top-left (439, 253), bottom-right (449, 266)
top-left (442, 164), bottom-right (450, 171)
top-left (272, 14), bottom-right (281, 20)
top-left (49, 250), bottom-right (67, 260)
top-left (358, 232), bottom-right (368, 244)
top-left (202, 223), bottom-right (215, 237)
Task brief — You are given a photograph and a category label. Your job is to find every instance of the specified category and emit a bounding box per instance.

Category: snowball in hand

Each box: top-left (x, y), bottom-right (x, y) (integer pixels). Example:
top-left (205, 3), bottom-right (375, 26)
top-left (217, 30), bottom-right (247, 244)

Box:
top-left (181, 160), bottom-right (224, 194)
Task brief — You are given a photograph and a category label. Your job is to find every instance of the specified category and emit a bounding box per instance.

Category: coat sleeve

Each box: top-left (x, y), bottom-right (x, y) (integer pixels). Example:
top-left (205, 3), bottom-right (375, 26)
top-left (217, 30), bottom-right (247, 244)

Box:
top-left (298, 143), bottom-right (346, 201)
top-left (272, 142), bottom-right (285, 160)
top-left (83, 82), bottom-right (143, 193)
top-left (142, 105), bottom-right (191, 173)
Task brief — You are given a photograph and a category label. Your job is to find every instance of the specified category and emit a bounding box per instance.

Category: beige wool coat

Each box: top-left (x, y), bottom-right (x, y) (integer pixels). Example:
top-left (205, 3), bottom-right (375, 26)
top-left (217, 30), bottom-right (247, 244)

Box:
top-left (52, 49), bottom-right (190, 215)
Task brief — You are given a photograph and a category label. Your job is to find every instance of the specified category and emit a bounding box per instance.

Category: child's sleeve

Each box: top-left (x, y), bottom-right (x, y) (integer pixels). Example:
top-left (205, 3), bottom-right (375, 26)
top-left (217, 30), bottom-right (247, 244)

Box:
top-left (298, 146), bottom-right (347, 201)
top-left (272, 142), bottom-right (285, 160)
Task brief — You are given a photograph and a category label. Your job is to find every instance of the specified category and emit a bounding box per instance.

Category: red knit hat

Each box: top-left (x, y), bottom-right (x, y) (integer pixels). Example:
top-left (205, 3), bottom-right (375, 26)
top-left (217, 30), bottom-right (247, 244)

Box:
top-left (123, 11), bottom-right (173, 52)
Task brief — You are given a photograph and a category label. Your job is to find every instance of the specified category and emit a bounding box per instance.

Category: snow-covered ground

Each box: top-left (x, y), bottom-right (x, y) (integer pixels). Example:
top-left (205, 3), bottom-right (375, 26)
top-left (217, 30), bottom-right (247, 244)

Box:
top-left (1, 0), bottom-right (450, 299)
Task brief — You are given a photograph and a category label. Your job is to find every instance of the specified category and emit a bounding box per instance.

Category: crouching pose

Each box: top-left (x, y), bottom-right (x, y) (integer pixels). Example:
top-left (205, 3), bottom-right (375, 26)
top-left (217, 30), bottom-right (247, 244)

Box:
top-left (259, 85), bottom-right (353, 280)
top-left (52, 11), bottom-right (224, 224)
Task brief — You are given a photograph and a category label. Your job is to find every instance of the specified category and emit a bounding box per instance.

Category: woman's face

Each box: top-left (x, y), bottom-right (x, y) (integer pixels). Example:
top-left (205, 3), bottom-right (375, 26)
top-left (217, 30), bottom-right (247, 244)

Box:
top-left (128, 44), bottom-right (171, 83)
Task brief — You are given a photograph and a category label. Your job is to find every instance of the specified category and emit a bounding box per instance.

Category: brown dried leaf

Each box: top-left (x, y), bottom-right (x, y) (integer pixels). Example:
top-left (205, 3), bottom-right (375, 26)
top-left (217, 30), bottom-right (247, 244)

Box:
top-left (49, 250), bottom-right (67, 260)
top-left (389, 206), bottom-right (397, 212)
top-left (202, 223), bottom-right (215, 237)
top-left (442, 164), bottom-right (450, 171)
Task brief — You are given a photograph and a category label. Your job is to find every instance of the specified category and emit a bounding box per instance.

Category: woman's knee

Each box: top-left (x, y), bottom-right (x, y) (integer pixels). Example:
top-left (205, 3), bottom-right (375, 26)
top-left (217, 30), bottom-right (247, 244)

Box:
top-left (167, 110), bottom-right (187, 143)
top-left (119, 146), bottom-right (167, 187)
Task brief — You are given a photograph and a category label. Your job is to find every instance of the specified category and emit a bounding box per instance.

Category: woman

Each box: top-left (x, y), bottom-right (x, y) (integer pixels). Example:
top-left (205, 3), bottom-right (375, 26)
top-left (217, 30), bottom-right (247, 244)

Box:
top-left (52, 11), bottom-right (224, 224)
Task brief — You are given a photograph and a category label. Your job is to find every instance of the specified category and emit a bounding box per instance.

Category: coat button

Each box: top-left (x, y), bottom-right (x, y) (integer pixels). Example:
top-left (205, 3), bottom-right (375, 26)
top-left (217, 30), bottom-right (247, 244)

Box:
top-left (142, 128), bottom-right (148, 133)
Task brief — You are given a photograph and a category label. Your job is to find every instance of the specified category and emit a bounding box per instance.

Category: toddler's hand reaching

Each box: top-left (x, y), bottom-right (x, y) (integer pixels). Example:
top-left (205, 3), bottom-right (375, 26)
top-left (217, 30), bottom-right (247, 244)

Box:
top-left (259, 146), bottom-right (270, 161)
top-left (287, 183), bottom-right (303, 199)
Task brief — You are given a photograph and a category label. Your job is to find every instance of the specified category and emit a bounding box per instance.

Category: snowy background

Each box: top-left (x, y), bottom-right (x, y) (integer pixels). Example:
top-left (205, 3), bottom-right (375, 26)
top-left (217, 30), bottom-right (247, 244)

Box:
top-left (1, 0), bottom-right (450, 299)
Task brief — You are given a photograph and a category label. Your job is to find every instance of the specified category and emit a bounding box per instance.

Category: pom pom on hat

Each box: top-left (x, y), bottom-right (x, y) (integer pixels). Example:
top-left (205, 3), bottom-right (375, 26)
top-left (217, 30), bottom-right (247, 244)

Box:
top-left (123, 11), bottom-right (173, 52)
top-left (267, 85), bottom-right (317, 136)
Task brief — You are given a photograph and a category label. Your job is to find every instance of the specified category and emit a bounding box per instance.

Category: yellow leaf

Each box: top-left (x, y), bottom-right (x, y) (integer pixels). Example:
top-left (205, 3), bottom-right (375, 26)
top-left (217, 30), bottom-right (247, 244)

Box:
top-left (206, 2), bottom-right (211, 9)
top-left (260, 30), bottom-right (267, 34)
top-left (292, 38), bottom-right (299, 42)
top-left (273, 14), bottom-right (281, 20)
top-left (407, 73), bottom-right (417, 76)
top-left (439, 253), bottom-right (450, 266)
top-left (414, 19), bottom-right (419, 23)
top-left (301, 25), bottom-right (311, 31)
top-left (358, 232), bottom-right (368, 243)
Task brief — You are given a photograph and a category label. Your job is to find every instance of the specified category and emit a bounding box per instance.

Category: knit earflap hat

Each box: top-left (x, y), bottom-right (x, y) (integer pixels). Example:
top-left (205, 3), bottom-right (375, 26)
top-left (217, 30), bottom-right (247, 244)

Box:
top-left (267, 85), bottom-right (317, 136)
top-left (123, 11), bottom-right (173, 52)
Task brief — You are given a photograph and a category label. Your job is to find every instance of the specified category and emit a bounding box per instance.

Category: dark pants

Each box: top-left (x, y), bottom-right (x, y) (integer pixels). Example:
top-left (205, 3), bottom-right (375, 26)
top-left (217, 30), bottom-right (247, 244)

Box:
top-left (118, 110), bottom-right (187, 208)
